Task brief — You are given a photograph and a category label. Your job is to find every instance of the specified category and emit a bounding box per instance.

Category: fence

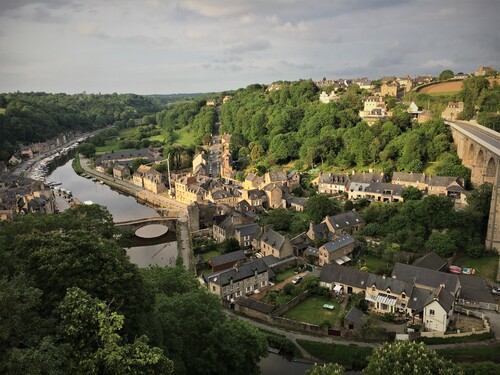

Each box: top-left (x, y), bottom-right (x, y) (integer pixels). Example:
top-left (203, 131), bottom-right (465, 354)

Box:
top-left (271, 290), bottom-right (311, 317)
top-left (457, 298), bottom-right (499, 312)
top-left (420, 306), bottom-right (490, 338)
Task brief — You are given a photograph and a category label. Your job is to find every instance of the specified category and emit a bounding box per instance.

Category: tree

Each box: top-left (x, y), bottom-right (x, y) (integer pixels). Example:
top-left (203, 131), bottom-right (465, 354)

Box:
top-left (439, 69), bottom-right (455, 81)
top-left (220, 238), bottom-right (241, 254)
top-left (305, 194), bottom-right (339, 224)
top-left (402, 186), bottom-right (423, 201)
top-left (425, 232), bottom-right (456, 257)
top-left (131, 157), bottom-right (149, 172)
top-left (78, 143), bottom-right (96, 158)
top-left (362, 341), bottom-right (462, 375)
top-left (259, 209), bottom-right (293, 232)
top-left (305, 363), bottom-right (344, 375)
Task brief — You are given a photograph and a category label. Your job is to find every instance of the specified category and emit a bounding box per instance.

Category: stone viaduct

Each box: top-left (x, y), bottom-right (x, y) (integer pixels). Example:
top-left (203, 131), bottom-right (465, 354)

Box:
top-left (447, 120), bottom-right (500, 251)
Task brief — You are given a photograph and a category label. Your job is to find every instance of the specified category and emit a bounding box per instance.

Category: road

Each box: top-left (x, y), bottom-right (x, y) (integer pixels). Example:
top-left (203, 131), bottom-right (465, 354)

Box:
top-left (450, 120), bottom-right (500, 154)
top-left (206, 107), bottom-right (223, 178)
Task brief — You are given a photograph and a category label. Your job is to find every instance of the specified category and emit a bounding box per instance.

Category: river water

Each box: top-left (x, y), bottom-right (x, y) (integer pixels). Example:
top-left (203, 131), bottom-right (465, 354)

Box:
top-left (45, 156), bottom-right (317, 375)
top-left (46, 157), bottom-right (177, 267)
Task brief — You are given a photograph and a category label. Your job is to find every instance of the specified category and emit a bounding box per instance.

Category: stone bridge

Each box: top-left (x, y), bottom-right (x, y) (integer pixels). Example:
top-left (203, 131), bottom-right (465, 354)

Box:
top-left (115, 216), bottom-right (177, 233)
top-left (447, 120), bottom-right (500, 251)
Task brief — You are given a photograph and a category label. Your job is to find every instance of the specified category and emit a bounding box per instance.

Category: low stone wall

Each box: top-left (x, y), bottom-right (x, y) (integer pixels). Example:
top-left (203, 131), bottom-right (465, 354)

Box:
top-left (271, 290), bottom-right (311, 317)
top-left (272, 316), bottom-right (328, 335)
top-left (457, 298), bottom-right (499, 312)
top-left (269, 256), bottom-right (302, 273)
top-left (191, 228), bottom-right (212, 238)
top-left (420, 307), bottom-right (490, 338)
top-left (234, 305), bottom-right (273, 323)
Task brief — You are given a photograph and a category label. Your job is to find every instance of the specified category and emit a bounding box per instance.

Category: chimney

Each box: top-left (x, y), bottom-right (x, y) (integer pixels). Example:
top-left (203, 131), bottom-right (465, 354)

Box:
top-left (382, 274), bottom-right (386, 279)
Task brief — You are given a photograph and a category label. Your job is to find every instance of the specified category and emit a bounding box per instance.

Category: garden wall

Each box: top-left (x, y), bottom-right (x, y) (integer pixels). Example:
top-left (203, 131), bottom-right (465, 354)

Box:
top-left (271, 290), bottom-right (311, 317)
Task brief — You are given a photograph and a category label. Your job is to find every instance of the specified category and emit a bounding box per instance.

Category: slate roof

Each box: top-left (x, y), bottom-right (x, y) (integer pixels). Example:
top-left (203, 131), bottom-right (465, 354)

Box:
top-left (234, 223), bottom-right (260, 237)
top-left (319, 173), bottom-right (349, 185)
top-left (458, 274), bottom-right (496, 304)
top-left (319, 263), bottom-right (370, 289)
top-left (412, 252), bottom-right (448, 271)
top-left (310, 222), bottom-right (330, 240)
top-left (261, 255), bottom-right (281, 267)
top-left (366, 274), bottom-right (412, 295)
top-left (391, 263), bottom-right (460, 293)
top-left (322, 235), bottom-right (355, 253)
top-left (287, 197), bottom-right (308, 207)
top-left (407, 287), bottom-right (432, 313)
top-left (247, 189), bottom-right (267, 199)
top-left (304, 246), bottom-right (319, 257)
top-left (392, 172), bottom-right (426, 184)
top-left (426, 286), bottom-right (455, 312)
top-left (235, 199), bottom-right (252, 212)
top-left (364, 182), bottom-right (405, 196)
top-left (205, 258), bottom-right (274, 287)
top-left (344, 306), bottom-right (365, 326)
top-left (209, 250), bottom-right (246, 267)
top-left (235, 297), bottom-right (275, 314)
top-left (211, 190), bottom-right (234, 200)
top-left (267, 171), bottom-right (287, 182)
top-left (261, 228), bottom-right (285, 250)
top-left (350, 172), bottom-right (385, 184)
top-left (326, 211), bottom-right (365, 230)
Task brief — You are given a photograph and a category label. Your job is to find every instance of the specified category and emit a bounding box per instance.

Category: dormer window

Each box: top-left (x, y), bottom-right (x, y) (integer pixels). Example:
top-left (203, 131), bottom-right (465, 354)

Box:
top-left (386, 289), bottom-right (391, 294)
top-left (371, 286), bottom-right (376, 292)
top-left (402, 293), bottom-right (406, 299)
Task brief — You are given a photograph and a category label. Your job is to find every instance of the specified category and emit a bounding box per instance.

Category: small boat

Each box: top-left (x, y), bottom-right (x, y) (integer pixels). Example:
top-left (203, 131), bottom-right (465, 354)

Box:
top-left (449, 265), bottom-right (462, 274)
top-left (462, 267), bottom-right (476, 275)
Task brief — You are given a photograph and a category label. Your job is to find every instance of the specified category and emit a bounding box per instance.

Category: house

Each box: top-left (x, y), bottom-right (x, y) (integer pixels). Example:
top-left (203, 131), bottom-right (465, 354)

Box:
top-left (362, 182), bottom-right (405, 203)
top-left (9, 154), bottom-right (22, 165)
top-left (359, 96), bottom-right (388, 125)
top-left (344, 306), bottom-right (366, 331)
top-left (475, 66), bottom-right (494, 76)
top-left (263, 183), bottom-right (285, 209)
top-left (212, 214), bottom-right (244, 243)
top-left (319, 263), bottom-right (459, 332)
top-left (234, 223), bottom-right (261, 249)
top-left (257, 227), bottom-right (294, 259)
top-left (192, 152), bottom-right (207, 175)
top-left (223, 95), bottom-right (232, 103)
top-left (243, 173), bottom-right (263, 190)
top-left (20, 146), bottom-right (34, 159)
top-left (417, 110), bottom-right (435, 124)
top-left (323, 211), bottom-right (366, 236)
top-left (174, 175), bottom-right (211, 205)
top-left (113, 164), bottom-right (130, 180)
top-left (264, 170), bottom-right (289, 187)
top-left (412, 252), bottom-right (448, 272)
top-left (348, 171), bottom-right (385, 200)
top-left (286, 196), bottom-right (307, 212)
top-left (318, 234), bottom-right (356, 266)
top-left (441, 102), bottom-right (464, 121)
top-left (132, 165), bottom-right (165, 194)
top-left (240, 189), bottom-right (267, 209)
top-left (207, 189), bottom-right (237, 207)
top-left (287, 171), bottom-right (301, 191)
top-left (303, 246), bottom-right (320, 265)
top-left (208, 250), bottom-right (246, 272)
top-left (206, 99), bottom-right (216, 106)
top-left (204, 258), bottom-right (275, 302)
top-left (95, 148), bottom-right (162, 171)
top-left (380, 81), bottom-right (399, 97)
top-left (406, 101), bottom-right (422, 120)
top-left (317, 173), bottom-right (349, 194)
top-left (319, 91), bottom-right (340, 104)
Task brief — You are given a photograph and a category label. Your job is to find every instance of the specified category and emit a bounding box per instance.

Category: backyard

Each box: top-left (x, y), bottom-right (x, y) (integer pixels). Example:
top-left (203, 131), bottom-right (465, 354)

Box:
top-left (282, 296), bottom-right (342, 326)
top-left (454, 253), bottom-right (499, 283)
top-left (275, 267), bottom-right (299, 283)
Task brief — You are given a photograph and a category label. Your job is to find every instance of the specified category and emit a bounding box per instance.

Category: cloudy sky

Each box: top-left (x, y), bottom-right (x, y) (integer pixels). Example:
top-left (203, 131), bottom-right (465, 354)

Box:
top-left (0, 0), bottom-right (498, 94)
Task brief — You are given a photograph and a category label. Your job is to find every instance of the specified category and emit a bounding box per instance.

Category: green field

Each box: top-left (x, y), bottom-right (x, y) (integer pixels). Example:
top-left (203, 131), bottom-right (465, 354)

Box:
top-left (276, 268), bottom-right (298, 283)
top-left (202, 250), bottom-right (221, 262)
top-left (282, 296), bottom-right (342, 326)
top-left (173, 128), bottom-right (197, 147)
top-left (360, 255), bottom-right (388, 274)
top-left (454, 253), bottom-right (499, 283)
top-left (95, 127), bottom-right (139, 154)
top-left (436, 344), bottom-right (500, 363)
top-left (297, 340), bottom-right (371, 369)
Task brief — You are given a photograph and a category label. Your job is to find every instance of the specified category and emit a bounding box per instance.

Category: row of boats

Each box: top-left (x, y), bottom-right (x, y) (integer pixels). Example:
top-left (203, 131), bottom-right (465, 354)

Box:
top-left (28, 142), bottom-right (81, 182)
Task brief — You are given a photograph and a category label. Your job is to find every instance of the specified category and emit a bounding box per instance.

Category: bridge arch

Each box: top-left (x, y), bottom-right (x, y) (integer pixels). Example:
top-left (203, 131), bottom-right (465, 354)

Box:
top-left (476, 149), bottom-right (485, 170)
top-left (486, 157), bottom-right (497, 178)
top-left (467, 143), bottom-right (475, 164)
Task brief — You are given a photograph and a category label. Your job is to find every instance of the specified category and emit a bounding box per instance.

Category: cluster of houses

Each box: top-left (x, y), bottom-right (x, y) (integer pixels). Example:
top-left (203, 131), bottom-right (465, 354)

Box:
top-left (317, 171), bottom-right (467, 207)
top-left (0, 174), bottom-right (56, 221)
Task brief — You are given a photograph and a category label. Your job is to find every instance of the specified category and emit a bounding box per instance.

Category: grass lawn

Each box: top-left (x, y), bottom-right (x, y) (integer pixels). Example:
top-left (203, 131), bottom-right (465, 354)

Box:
top-left (297, 340), bottom-right (371, 370)
top-left (282, 296), bottom-right (342, 326)
top-left (436, 344), bottom-right (500, 363)
top-left (454, 253), bottom-right (499, 283)
top-left (276, 268), bottom-right (298, 283)
top-left (360, 255), bottom-right (387, 274)
top-left (202, 250), bottom-right (221, 262)
top-left (0, 108), bottom-right (5, 114)
top-left (426, 91), bottom-right (460, 97)
top-left (95, 127), bottom-right (139, 154)
top-left (174, 128), bottom-right (197, 147)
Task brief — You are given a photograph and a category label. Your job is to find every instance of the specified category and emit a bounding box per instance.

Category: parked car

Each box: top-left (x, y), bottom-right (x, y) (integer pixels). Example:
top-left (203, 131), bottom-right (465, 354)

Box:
top-left (462, 267), bottom-right (476, 275)
top-left (492, 287), bottom-right (500, 295)
top-left (292, 276), bottom-right (303, 285)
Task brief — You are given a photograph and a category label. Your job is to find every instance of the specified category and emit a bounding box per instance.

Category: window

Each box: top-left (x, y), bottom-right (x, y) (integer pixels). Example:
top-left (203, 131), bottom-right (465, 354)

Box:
top-left (429, 309), bottom-right (435, 316)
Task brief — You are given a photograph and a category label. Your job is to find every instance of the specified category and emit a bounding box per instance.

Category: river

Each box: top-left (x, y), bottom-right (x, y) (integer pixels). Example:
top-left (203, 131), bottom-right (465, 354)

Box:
top-left (46, 157), bottom-right (316, 375)
top-left (46, 157), bottom-right (177, 267)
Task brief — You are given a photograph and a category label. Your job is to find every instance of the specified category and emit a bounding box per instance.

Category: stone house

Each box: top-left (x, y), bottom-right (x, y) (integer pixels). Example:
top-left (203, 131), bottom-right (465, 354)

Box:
top-left (264, 170), bottom-right (289, 187)
top-left (263, 183), bottom-right (285, 209)
top-left (307, 211), bottom-right (365, 242)
top-left (204, 258), bottom-right (275, 302)
top-left (208, 250), bottom-right (246, 272)
top-left (344, 306), bottom-right (366, 332)
top-left (113, 164), bottom-right (130, 180)
top-left (358, 96), bottom-right (388, 124)
top-left (256, 227), bottom-right (294, 259)
top-left (212, 214), bottom-right (245, 243)
top-left (207, 189), bottom-right (237, 207)
top-left (348, 171), bottom-right (385, 200)
top-left (133, 165), bottom-right (165, 194)
top-left (243, 173), bottom-right (263, 190)
top-left (174, 175), bottom-right (210, 205)
top-left (192, 152), bottom-right (207, 175)
top-left (20, 146), bottom-right (34, 159)
top-left (286, 197), bottom-right (307, 212)
top-left (441, 102), bottom-right (464, 121)
top-left (240, 189), bottom-right (267, 209)
top-left (234, 223), bottom-right (261, 249)
top-left (380, 81), bottom-right (399, 97)
top-left (318, 234), bottom-right (356, 266)
top-left (319, 91), bottom-right (340, 104)
top-left (9, 154), bottom-right (22, 165)
top-left (317, 173), bottom-right (349, 194)
top-left (361, 182), bottom-right (405, 203)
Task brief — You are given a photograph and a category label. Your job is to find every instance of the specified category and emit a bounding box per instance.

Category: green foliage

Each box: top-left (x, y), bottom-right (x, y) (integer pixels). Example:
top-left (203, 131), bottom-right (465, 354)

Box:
top-left (0, 92), bottom-right (158, 161)
top-left (439, 70), bottom-right (455, 80)
top-left (362, 341), bottom-right (461, 375)
top-left (78, 142), bottom-right (96, 158)
top-left (459, 76), bottom-right (490, 120)
top-left (131, 157), bottom-right (150, 172)
top-left (305, 194), bottom-right (340, 224)
top-left (220, 238), bottom-right (241, 254)
top-left (425, 232), bottom-right (456, 257)
top-left (297, 340), bottom-right (371, 370)
top-left (460, 361), bottom-right (500, 375)
top-left (305, 363), bottom-right (344, 375)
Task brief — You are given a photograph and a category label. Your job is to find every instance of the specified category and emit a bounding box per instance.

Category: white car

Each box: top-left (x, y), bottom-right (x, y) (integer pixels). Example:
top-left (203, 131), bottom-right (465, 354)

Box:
top-left (292, 276), bottom-right (303, 285)
top-left (492, 287), bottom-right (500, 295)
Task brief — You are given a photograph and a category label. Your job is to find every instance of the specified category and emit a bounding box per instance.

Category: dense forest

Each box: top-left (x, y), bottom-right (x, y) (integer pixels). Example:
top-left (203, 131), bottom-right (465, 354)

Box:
top-left (0, 205), bottom-right (267, 375)
top-left (0, 92), bottom-right (159, 161)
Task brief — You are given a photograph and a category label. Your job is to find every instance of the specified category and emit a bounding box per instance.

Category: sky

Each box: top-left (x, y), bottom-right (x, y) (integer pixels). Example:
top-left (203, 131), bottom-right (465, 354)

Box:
top-left (0, 0), bottom-right (498, 94)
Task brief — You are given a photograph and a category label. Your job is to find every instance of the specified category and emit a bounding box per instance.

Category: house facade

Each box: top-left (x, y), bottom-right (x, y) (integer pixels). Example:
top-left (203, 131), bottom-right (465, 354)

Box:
top-left (257, 228), bottom-right (294, 259)
top-left (318, 235), bottom-right (356, 266)
top-left (318, 173), bottom-right (349, 194)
